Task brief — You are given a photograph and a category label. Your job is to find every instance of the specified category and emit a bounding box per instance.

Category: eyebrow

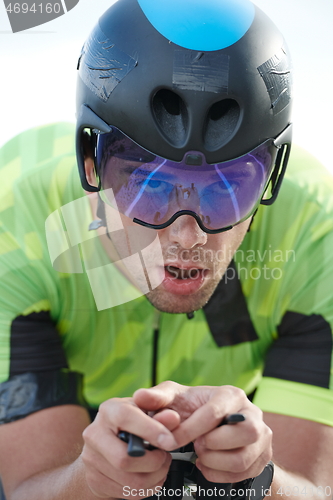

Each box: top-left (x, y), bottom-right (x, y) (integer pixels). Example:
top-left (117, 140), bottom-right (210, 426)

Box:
top-left (123, 166), bottom-right (176, 181)
top-left (216, 164), bottom-right (257, 179)
top-left (121, 163), bottom-right (257, 183)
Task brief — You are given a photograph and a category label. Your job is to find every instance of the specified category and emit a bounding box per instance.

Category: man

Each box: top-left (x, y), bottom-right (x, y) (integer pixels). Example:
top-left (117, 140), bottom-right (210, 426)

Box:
top-left (0, 0), bottom-right (333, 499)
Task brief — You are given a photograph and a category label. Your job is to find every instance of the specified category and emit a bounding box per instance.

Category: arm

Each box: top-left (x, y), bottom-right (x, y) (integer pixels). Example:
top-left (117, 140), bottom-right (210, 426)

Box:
top-left (264, 412), bottom-right (333, 500)
top-left (0, 405), bottom-right (96, 500)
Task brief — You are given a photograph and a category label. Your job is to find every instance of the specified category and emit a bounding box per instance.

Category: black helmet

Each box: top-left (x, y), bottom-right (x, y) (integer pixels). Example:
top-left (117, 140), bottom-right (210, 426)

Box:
top-left (76, 0), bottom-right (292, 233)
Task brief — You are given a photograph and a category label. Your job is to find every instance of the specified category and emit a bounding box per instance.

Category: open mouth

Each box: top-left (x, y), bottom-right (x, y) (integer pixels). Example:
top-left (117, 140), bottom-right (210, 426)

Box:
top-left (165, 265), bottom-right (207, 280)
top-left (162, 264), bottom-right (208, 295)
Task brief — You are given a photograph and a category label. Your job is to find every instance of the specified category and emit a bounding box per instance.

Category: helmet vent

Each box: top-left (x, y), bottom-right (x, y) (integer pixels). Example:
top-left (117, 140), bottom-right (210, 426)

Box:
top-left (204, 99), bottom-right (240, 151)
top-left (152, 89), bottom-right (188, 147)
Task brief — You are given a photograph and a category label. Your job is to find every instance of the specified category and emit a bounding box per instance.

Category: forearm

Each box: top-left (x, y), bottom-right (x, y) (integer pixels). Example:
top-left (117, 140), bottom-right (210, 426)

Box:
top-left (10, 456), bottom-right (115, 500)
top-left (271, 465), bottom-right (332, 500)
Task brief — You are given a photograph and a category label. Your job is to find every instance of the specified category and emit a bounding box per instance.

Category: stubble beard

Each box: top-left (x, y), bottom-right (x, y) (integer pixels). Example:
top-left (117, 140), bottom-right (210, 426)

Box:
top-left (144, 249), bottom-right (233, 314)
top-left (142, 225), bottom-right (250, 314)
top-left (144, 274), bottom-right (221, 314)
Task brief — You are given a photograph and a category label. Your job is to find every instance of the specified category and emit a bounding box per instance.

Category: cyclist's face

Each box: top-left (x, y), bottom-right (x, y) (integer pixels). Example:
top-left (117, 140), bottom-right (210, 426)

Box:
top-left (85, 157), bottom-right (251, 314)
top-left (103, 205), bottom-right (251, 314)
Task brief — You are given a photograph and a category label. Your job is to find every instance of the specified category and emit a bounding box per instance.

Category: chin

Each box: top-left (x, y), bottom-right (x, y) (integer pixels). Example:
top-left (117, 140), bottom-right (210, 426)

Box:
top-left (145, 283), bottom-right (217, 314)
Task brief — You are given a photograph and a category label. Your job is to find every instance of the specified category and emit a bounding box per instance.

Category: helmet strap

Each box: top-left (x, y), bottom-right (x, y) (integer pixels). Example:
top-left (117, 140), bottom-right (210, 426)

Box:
top-left (88, 194), bottom-right (107, 231)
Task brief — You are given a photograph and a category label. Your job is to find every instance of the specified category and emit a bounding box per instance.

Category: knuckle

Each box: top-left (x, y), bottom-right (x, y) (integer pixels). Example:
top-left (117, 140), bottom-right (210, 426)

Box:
top-left (99, 397), bottom-right (131, 422)
top-left (256, 406), bottom-right (264, 419)
top-left (200, 467), bottom-right (220, 483)
top-left (194, 440), bottom-right (204, 455)
top-left (158, 380), bottom-right (179, 390)
top-left (208, 401), bottom-right (223, 422)
top-left (150, 451), bottom-right (170, 472)
top-left (162, 451), bottom-right (173, 469)
top-left (82, 425), bottom-right (91, 441)
top-left (230, 453), bottom-right (250, 473)
top-left (195, 449), bottom-right (209, 466)
top-left (129, 473), bottom-right (152, 491)
top-left (98, 398), bottom-right (114, 416)
top-left (81, 447), bottom-right (93, 468)
top-left (265, 423), bottom-right (273, 440)
top-left (262, 446), bottom-right (273, 464)
top-left (224, 385), bottom-right (247, 400)
top-left (248, 454), bottom-right (271, 480)
top-left (112, 453), bottom-right (132, 470)
top-left (251, 404), bottom-right (265, 423)
top-left (247, 421), bottom-right (261, 443)
top-left (82, 423), bottom-right (97, 446)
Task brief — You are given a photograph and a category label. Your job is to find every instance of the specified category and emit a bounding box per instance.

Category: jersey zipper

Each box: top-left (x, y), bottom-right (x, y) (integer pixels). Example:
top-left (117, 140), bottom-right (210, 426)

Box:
top-left (151, 310), bottom-right (161, 387)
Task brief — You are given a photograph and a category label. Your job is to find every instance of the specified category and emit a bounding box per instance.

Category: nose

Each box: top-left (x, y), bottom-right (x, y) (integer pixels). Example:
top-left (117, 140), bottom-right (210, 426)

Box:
top-left (166, 214), bottom-right (207, 249)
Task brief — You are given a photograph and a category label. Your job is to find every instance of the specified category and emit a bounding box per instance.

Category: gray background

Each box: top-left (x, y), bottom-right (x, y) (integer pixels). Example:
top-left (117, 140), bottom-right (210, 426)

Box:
top-left (0, 0), bottom-right (332, 172)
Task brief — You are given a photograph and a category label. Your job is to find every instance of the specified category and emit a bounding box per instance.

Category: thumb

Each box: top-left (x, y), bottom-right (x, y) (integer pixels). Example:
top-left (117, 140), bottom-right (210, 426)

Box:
top-left (133, 381), bottom-right (186, 412)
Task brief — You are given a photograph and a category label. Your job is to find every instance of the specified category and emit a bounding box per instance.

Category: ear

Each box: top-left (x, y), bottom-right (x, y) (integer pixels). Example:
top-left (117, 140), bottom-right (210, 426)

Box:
top-left (82, 131), bottom-right (99, 189)
top-left (84, 156), bottom-right (98, 188)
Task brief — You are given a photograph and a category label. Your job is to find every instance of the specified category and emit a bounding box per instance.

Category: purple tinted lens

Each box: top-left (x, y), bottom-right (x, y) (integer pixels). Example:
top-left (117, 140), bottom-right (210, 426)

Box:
top-left (97, 128), bottom-right (277, 231)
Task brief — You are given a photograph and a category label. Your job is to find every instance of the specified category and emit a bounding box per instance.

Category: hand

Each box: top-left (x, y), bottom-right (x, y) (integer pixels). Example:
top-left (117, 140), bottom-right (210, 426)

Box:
top-left (81, 397), bottom-right (180, 498)
top-left (134, 381), bottom-right (273, 484)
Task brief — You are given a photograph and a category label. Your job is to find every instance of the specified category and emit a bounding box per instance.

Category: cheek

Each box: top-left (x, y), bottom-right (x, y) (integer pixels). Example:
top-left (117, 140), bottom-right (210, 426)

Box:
top-left (229, 219), bottom-right (252, 248)
top-left (106, 209), bottom-right (159, 254)
top-left (206, 219), bottom-right (251, 263)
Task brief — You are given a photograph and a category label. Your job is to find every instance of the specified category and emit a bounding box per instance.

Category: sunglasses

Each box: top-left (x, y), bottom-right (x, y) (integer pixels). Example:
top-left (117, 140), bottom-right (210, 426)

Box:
top-left (84, 121), bottom-right (292, 234)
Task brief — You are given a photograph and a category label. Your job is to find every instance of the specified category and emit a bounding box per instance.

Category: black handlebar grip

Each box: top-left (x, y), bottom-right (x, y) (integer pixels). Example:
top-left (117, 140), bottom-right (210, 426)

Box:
top-left (118, 431), bottom-right (146, 457)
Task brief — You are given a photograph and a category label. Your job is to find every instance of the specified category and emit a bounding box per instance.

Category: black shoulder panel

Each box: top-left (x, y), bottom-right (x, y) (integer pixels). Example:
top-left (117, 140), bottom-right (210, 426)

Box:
top-left (263, 311), bottom-right (332, 388)
top-left (203, 261), bottom-right (258, 347)
top-left (0, 370), bottom-right (88, 424)
top-left (10, 311), bottom-right (68, 376)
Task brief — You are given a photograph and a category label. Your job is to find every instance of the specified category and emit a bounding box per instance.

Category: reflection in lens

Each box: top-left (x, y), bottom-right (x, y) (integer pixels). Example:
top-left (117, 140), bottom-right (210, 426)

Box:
top-left (214, 167), bottom-right (241, 221)
top-left (97, 127), bottom-right (277, 232)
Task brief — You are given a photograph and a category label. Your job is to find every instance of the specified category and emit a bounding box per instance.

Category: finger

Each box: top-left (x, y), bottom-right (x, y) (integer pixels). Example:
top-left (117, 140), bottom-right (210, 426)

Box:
top-left (195, 442), bottom-right (266, 473)
top-left (196, 407), bottom-right (266, 450)
top-left (196, 450), bottom-right (271, 484)
top-left (83, 419), bottom-right (171, 473)
top-left (97, 398), bottom-right (178, 450)
top-left (82, 442), bottom-right (172, 490)
top-left (151, 409), bottom-right (181, 431)
top-left (109, 453), bottom-right (172, 489)
top-left (171, 386), bottom-right (248, 447)
top-left (133, 381), bottom-right (186, 413)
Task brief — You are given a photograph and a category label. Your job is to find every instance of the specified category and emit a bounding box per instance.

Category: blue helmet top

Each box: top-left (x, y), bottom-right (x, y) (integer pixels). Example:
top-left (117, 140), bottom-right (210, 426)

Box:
top-left (137, 0), bottom-right (255, 51)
